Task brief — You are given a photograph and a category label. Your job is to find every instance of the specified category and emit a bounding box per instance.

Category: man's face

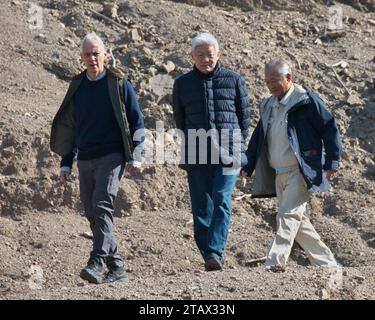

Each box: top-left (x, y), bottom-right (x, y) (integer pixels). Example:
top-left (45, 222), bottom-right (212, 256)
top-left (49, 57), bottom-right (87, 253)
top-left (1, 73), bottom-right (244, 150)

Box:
top-left (265, 70), bottom-right (292, 100)
top-left (80, 40), bottom-right (107, 79)
top-left (191, 44), bottom-right (220, 74)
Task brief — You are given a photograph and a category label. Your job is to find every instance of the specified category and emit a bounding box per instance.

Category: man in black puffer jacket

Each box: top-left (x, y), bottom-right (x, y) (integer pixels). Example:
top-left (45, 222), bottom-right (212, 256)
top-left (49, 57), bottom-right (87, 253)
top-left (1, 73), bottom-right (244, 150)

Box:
top-left (172, 32), bottom-right (251, 271)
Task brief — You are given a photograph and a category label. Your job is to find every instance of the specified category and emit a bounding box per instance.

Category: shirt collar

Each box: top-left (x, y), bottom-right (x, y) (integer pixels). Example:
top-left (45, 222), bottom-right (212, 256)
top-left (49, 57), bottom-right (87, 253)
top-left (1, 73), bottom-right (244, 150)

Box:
top-left (86, 70), bottom-right (107, 81)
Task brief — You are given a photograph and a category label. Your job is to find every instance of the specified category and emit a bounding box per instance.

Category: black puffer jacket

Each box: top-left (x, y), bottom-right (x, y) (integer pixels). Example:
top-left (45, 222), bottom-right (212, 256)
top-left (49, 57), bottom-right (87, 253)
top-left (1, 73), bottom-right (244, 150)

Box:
top-left (172, 63), bottom-right (251, 169)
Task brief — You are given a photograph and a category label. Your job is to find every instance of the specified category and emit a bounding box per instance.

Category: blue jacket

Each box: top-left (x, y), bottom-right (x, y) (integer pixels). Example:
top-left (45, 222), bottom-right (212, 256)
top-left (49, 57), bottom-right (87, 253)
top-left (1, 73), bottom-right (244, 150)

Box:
top-left (172, 63), bottom-right (251, 169)
top-left (242, 88), bottom-right (342, 197)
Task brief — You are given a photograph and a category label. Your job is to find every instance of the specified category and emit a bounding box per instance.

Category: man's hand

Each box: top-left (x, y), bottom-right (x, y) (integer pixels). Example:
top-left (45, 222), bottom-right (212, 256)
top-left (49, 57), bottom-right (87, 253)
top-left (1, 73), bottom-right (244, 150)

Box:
top-left (60, 171), bottom-right (71, 184)
top-left (126, 163), bottom-right (141, 175)
top-left (326, 170), bottom-right (336, 181)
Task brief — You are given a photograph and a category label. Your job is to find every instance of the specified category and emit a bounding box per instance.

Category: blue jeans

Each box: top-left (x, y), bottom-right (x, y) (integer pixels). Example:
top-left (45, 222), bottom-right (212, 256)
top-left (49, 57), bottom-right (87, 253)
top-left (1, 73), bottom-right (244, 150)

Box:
top-left (187, 165), bottom-right (238, 262)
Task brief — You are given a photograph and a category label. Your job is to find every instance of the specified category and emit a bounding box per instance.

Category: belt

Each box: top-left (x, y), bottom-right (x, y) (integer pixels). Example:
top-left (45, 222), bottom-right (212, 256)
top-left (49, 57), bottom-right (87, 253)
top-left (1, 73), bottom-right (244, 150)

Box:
top-left (275, 164), bottom-right (299, 175)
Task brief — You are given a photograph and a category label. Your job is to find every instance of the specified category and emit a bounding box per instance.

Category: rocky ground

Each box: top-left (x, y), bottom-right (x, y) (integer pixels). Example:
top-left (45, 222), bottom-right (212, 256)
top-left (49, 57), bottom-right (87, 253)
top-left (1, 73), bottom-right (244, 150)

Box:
top-left (0, 0), bottom-right (374, 300)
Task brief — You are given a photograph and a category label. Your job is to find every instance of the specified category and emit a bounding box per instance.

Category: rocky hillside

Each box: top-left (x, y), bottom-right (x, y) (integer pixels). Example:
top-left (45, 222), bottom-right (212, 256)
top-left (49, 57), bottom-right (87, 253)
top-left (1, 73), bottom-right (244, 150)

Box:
top-left (0, 0), bottom-right (374, 300)
top-left (169, 0), bottom-right (375, 12)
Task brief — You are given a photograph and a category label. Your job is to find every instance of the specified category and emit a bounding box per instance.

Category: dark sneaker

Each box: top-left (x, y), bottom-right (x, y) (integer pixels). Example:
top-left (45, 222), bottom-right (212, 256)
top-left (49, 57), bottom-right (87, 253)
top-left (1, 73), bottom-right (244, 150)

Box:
top-left (266, 265), bottom-right (286, 273)
top-left (205, 257), bottom-right (223, 272)
top-left (80, 261), bottom-right (103, 284)
top-left (103, 267), bottom-right (128, 283)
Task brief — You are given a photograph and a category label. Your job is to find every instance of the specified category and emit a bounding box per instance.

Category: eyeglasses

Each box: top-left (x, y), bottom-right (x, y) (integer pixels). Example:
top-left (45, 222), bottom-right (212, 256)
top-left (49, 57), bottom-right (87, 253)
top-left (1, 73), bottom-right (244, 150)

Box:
top-left (82, 51), bottom-right (102, 58)
top-left (195, 53), bottom-right (216, 61)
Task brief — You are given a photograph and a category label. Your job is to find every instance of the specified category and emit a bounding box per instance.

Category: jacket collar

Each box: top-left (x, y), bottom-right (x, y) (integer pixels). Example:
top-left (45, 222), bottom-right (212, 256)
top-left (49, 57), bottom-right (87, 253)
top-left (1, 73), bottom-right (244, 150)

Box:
top-left (265, 84), bottom-right (311, 114)
top-left (193, 62), bottom-right (221, 79)
top-left (260, 84), bottom-right (312, 135)
top-left (279, 83), bottom-right (295, 106)
top-left (287, 86), bottom-right (313, 113)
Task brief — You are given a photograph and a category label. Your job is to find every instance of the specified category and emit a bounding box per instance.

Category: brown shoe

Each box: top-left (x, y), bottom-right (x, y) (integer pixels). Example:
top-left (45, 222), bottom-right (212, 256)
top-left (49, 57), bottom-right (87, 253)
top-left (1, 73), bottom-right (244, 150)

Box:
top-left (205, 257), bottom-right (223, 272)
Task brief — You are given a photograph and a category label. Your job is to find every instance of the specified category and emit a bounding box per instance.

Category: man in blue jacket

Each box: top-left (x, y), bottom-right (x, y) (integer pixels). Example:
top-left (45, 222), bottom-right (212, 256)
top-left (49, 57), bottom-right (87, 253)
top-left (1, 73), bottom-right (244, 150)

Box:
top-left (50, 33), bottom-right (144, 284)
top-left (173, 33), bottom-right (251, 271)
top-left (241, 59), bottom-right (341, 271)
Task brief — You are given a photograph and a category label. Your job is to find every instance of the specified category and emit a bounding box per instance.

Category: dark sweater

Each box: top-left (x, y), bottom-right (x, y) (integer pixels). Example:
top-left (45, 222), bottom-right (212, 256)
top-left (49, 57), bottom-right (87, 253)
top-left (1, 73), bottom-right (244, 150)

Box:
top-left (60, 73), bottom-right (144, 168)
top-left (73, 74), bottom-right (123, 160)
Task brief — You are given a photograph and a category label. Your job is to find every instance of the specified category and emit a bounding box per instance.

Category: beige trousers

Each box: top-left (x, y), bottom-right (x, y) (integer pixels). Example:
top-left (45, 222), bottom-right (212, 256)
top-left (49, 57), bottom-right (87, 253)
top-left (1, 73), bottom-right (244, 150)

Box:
top-left (265, 168), bottom-right (337, 268)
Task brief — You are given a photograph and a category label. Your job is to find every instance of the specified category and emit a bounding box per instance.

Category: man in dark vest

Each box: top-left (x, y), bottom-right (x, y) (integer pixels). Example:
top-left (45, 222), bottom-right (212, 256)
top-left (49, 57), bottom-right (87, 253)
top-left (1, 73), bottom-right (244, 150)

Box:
top-left (50, 33), bottom-right (144, 284)
top-left (172, 33), bottom-right (251, 271)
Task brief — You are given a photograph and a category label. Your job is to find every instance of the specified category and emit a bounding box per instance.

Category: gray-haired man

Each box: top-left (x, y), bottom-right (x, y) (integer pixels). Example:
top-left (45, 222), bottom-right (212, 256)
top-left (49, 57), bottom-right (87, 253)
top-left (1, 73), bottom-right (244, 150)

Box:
top-left (50, 33), bottom-right (144, 283)
top-left (173, 33), bottom-right (251, 271)
top-left (241, 59), bottom-right (342, 271)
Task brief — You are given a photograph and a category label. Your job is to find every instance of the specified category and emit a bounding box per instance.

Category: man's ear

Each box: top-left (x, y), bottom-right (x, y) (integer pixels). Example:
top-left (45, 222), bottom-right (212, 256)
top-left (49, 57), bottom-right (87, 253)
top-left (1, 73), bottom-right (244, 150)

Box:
top-left (286, 73), bottom-right (292, 82)
top-left (104, 51), bottom-right (110, 63)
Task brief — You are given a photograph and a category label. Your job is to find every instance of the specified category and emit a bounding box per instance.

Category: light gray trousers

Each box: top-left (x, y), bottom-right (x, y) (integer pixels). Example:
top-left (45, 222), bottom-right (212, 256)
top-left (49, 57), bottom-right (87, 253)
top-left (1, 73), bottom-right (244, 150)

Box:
top-left (78, 152), bottom-right (125, 269)
top-left (265, 168), bottom-right (337, 268)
